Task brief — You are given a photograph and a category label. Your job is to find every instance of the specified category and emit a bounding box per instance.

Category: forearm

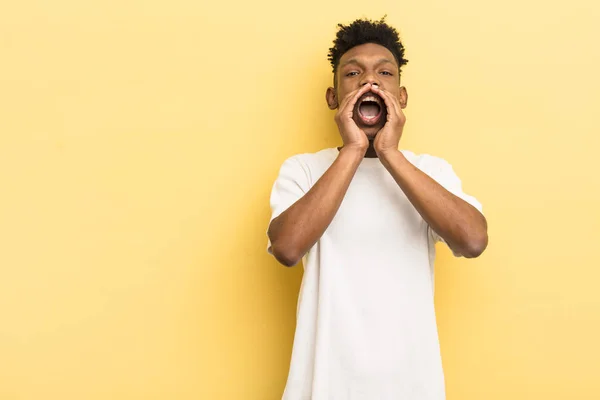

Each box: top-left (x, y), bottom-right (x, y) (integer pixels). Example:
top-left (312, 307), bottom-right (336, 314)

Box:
top-left (380, 150), bottom-right (488, 258)
top-left (268, 146), bottom-right (365, 266)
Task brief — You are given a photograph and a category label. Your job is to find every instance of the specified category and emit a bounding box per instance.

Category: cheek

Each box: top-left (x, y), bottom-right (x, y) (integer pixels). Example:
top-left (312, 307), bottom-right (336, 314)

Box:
top-left (385, 88), bottom-right (404, 106)
top-left (389, 88), bottom-right (401, 98)
top-left (338, 79), bottom-right (358, 96)
top-left (338, 82), bottom-right (352, 95)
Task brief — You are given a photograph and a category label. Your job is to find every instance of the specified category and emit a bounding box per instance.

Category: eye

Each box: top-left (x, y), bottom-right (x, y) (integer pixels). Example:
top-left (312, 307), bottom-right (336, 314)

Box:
top-left (380, 71), bottom-right (393, 76)
top-left (346, 71), bottom-right (359, 77)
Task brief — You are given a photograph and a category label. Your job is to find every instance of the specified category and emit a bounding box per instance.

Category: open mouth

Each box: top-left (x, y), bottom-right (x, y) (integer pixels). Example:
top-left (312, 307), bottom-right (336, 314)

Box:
top-left (355, 93), bottom-right (385, 126)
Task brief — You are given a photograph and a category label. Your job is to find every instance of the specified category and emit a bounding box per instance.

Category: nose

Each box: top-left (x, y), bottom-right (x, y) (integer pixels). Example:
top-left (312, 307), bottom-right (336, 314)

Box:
top-left (360, 73), bottom-right (380, 87)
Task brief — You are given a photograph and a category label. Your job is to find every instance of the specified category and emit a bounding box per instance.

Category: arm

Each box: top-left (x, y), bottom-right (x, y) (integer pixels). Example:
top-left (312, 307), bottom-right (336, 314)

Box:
top-left (379, 151), bottom-right (488, 258)
top-left (268, 146), bottom-right (364, 266)
top-left (268, 84), bottom-right (375, 266)
top-left (370, 85), bottom-right (488, 258)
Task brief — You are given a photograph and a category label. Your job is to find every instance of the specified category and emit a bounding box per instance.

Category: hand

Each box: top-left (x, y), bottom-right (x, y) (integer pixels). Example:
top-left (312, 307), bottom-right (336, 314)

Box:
top-left (334, 84), bottom-right (373, 153)
top-left (371, 86), bottom-right (406, 157)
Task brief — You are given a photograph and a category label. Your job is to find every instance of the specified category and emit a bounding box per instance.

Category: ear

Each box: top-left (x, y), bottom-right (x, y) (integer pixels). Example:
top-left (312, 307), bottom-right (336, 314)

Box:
top-left (399, 86), bottom-right (408, 109)
top-left (326, 87), bottom-right (338, 110)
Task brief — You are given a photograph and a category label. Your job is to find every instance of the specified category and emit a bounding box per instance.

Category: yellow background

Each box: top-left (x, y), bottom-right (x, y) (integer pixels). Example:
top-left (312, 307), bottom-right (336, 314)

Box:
top-left (1, 0), bottom-right (599, 399)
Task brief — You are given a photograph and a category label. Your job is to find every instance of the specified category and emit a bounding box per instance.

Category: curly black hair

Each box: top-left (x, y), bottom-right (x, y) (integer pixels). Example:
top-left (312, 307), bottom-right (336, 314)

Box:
top-left (328, 16), bottom-right (408, 76)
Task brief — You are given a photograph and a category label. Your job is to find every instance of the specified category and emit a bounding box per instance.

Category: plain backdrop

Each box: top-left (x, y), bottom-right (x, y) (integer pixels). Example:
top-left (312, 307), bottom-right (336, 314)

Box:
top-left (1, 0), bottom-right (599, 399)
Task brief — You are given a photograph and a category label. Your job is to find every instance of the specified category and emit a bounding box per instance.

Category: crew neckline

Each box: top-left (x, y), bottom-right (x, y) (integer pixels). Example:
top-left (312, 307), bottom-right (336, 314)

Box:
top-left (331, 147), bottom-right (384, 167)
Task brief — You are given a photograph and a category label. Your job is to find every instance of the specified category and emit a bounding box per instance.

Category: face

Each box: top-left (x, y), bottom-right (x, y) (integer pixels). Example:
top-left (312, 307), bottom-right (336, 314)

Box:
top-left (326, 43), bottom-right (408, 138)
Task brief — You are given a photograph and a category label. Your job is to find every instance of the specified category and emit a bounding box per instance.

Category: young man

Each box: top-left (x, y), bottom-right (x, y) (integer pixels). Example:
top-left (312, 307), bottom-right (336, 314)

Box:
top-left (266, 17), bottom-right (488, 400)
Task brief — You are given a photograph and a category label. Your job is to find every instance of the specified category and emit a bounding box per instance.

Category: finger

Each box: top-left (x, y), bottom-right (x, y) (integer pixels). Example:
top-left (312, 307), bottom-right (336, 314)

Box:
top-left (371, 86), bottom-right (399, 114)
top-left (337, 86), bottom-right (366, 116)
top-left (372, 86), bottom-right (402, 118)
top-left (336, 87), bottom-right (360, 111)
top-left (340, 84), bottom-right (373, 117)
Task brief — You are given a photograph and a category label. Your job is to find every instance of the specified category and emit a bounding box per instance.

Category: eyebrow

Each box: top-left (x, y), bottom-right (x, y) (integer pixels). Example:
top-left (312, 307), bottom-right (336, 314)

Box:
top-left (340, 58), bottom-right (396, 68)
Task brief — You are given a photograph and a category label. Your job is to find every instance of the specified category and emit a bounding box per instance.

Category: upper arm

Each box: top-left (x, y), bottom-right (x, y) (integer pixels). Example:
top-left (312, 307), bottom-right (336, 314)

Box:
top-left (266, 156), bottom-right (311, 254)
top-left (423, 155), bottom-right (484, 256)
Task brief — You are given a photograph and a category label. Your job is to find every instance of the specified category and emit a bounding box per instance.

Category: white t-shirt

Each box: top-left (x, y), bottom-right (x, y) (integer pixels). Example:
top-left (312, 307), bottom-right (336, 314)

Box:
top-left (267, 148), bottom-right (483, 400)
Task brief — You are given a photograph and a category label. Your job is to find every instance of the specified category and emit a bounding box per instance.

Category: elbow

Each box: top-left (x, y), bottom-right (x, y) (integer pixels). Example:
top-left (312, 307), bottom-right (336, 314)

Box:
top-left (270, 241), bottom-right (302, 267)
top-left (461, 232), bottom-right (489, 259)
top-left (268, 218), bottom-right (303, 267)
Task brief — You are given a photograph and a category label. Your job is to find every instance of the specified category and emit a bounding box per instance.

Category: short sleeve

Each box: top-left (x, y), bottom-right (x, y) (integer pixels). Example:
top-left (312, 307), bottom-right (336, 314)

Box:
top-left (266, 156), bottom-right (311, 254)
top-left (424, 156), bottom-right (484, 256)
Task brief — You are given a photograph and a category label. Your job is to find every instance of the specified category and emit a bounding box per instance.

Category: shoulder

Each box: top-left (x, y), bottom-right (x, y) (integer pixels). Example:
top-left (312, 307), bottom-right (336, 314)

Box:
top-left (275, 148), bottom-right (337, 183)
top-left (278, 148), bottom-right (338, 172)
top-left (402, 150), bottom-right (473, 196)
top-left (288, 148), bottom-right (338, 165)
top-left (401, 150), bottom-right (453, 176)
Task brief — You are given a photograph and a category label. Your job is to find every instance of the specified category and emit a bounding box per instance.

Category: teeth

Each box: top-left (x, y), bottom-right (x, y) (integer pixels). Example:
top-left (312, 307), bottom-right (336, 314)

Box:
top-left (361, 95), bottom-right (380, 104)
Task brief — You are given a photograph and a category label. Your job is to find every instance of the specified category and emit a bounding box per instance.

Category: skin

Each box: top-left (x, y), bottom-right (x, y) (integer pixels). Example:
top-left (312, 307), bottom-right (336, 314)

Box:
top-left (268, 43), bottom-right (488, 266)
top-left (326, 43), bottom-right (408, 157)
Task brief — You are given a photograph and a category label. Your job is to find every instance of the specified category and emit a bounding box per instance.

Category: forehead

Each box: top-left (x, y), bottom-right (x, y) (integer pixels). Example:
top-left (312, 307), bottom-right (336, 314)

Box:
top-left (338, 43), bottom-right (397, 67)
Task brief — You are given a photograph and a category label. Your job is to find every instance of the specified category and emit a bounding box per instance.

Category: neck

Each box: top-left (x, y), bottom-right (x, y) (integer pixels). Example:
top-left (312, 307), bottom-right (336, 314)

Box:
top-left (364, 140), bottom-right (378, 158)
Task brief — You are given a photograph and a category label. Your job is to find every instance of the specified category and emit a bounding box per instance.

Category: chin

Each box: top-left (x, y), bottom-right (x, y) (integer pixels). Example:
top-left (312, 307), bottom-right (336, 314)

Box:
top-left (363, 125), bottom-right (384, 139)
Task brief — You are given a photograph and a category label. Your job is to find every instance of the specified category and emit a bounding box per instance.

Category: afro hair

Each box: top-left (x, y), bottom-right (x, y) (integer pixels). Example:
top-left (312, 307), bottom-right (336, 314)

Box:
top-left (328, 16), bottom-right (408, 75)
